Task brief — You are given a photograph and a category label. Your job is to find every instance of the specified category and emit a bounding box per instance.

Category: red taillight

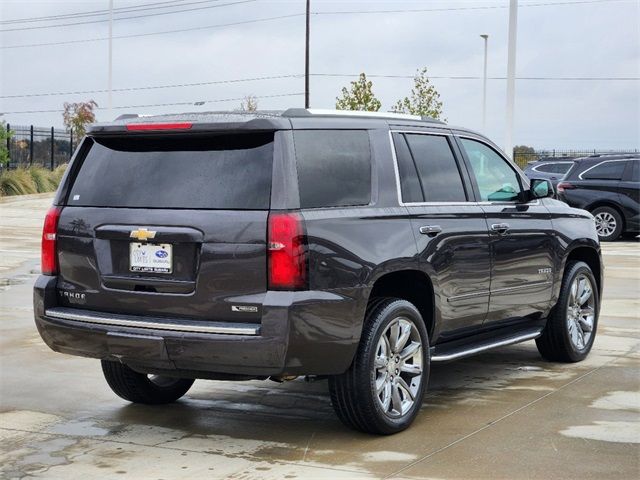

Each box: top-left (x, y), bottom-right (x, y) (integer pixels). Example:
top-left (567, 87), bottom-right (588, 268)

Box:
top-left (557, 182), bottom-right (575, 193)
top-left (126, 122), bottom-right (193, 131)
top-left (41, 206), bottom-right (61, 275)
top-left (268, 212), bottom-right (307, 290)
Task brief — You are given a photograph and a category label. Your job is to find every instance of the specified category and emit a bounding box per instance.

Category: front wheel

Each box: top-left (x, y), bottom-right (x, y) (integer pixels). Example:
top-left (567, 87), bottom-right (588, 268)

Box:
top-left (536, 261), bottom-right (599, 362)
top-left (101, 360), bottom-right (195, 404)
top-left (329, 298), bottom-right (430, 435)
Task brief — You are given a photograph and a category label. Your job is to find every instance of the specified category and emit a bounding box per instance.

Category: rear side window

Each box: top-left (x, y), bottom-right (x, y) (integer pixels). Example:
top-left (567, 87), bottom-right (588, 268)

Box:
top-left (293, 130), bottom-right (371, 208)
top-left (581, 161), bottom-right (625, 180)
top-left (403, 134), bottom-right (467, 202)
top-left (69, 133), bottom-right (273, 209)
top-left (533, 163), bottom-right (555, 173)
top-left (392, 133), bottom-right (424, 203)
top-left (536, 163), bottom-right (571, 174)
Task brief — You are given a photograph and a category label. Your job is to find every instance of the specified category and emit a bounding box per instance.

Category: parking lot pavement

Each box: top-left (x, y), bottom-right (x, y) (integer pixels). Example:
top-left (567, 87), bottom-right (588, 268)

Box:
top-left (1, 195), bottom-right (638, 480)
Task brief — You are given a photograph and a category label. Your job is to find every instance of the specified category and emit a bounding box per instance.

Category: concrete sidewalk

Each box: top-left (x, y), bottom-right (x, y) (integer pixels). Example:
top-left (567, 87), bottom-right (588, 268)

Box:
top-left (0, 195), bottom-right (638, 479)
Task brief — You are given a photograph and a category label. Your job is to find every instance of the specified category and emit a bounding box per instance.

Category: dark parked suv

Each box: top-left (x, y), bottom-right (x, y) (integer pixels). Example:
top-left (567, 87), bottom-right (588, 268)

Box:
top-left (34, 109), bottom-right (603, 434)
top-left (557, 154), bottom-right (639, 241)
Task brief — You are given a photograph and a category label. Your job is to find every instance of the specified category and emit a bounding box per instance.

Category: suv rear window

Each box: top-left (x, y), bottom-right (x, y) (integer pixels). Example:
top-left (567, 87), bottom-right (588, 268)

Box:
top-left (68, 133), bottom-right (274, 209)
top-left (293, 130), bottom-right (371, 209)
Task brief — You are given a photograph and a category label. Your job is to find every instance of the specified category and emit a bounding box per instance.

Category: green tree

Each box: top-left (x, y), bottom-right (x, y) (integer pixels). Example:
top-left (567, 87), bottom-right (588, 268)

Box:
top-left (0, 121), bottom-right (13, 166)
top-left (62, 100), bottom-right (98, 140)
top-left (513, 145), bottom-right (538, 168)
top-left (391, 67), bottom-right (444, 120)
top-left (513, 145), bottom-right (536, 155)
top-left (335, 73), bottom-right (381, 111)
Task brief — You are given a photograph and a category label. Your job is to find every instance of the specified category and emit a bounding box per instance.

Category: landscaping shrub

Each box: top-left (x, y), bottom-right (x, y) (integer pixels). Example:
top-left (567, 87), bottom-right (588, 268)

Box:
top-left (0, 164), bottom-right (68, 197)
top-left (51, 164), bottom-right (68, 185)
top-left (0, 169), bottom-right (37, 196)
top-left (29, 167), bottom-right (57, 193)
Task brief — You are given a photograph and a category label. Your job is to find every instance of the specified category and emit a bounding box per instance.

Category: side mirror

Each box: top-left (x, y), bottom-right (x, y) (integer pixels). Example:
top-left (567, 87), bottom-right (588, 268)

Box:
top-left (530, 178), bottom-right (554, 199)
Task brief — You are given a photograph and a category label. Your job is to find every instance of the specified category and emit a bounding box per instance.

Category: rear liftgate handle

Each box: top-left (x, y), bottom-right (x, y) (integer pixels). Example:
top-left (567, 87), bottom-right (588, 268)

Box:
top-left (419, 225), bottom-right (443, 237)
top-left (491, 223), bottom-right (510, 235)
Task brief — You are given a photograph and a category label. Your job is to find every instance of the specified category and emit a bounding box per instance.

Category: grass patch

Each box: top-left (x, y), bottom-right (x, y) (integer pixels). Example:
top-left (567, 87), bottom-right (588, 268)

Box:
top-left (51, 163), bottom-right (68, 185)
top-left (29, 167), bottom-right (57, 192)
top-left (0, 165), bottom-right (68, 197)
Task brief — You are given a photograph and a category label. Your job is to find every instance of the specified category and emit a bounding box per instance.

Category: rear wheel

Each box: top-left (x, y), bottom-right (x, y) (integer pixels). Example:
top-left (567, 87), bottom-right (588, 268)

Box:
top-left (536, 261), bottom-right (599, 362)
top-left (592, 206), bottom-right (623, 241)
top-left (101, 360), bottom-right (194, 404)
top-left (329, 298), bottom-right (429, 435)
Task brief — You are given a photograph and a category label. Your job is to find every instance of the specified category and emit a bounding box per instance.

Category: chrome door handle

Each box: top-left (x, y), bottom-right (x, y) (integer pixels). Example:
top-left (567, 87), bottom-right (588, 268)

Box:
top-left (419, 225), bottom-right (442, 236)
top-left (491, 223), bottom-right (510, 234)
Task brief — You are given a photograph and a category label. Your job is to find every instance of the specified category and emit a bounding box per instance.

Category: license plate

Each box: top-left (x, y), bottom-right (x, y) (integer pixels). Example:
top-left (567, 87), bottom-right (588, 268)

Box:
top-left (129, 243), bottom-right (173, 273)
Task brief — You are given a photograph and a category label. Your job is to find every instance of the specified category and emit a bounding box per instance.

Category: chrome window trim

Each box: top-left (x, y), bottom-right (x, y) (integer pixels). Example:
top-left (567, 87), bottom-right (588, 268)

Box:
top-left (578, 159), bottom-right (629, 180)
top-left (389, 129), bottom-right (476, 207)
top-left (531, 162), bottom-right (573, 174)
top-left (389, 130), bottom-right (540, 207)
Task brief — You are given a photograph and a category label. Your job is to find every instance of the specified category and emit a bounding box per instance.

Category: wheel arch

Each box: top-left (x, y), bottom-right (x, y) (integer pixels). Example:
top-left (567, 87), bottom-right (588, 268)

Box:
top-left (562, 245), bottom-right (603, 299)
top-left (366, 269), bottom-right (436, 340)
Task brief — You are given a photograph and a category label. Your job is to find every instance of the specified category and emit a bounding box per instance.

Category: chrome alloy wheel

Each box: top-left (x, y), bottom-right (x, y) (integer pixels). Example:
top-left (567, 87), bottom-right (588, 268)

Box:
top-left (567, 274), bottom-right (596, 351)
top-left (594, 212), bottom-right (617, 238)
top-left (374, 317), bottom-right (423, 418)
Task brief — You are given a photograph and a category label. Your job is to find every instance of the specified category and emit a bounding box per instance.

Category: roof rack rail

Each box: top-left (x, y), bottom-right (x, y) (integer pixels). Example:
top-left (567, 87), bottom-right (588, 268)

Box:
top-left (114, 114), bottom-right (139, 121)
top-left (281, 108), bottom-right (445, 124)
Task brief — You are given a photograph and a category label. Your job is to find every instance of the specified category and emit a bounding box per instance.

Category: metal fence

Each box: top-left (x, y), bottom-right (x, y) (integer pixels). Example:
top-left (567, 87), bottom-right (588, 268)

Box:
top-left (5, 124), bottom-right (76, 170)
top-left (513, 149), bottom-right (639, 169)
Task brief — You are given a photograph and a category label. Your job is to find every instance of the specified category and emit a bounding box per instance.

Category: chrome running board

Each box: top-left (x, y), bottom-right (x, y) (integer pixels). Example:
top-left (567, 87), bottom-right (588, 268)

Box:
top-left (431, 328), bottom-right (543, 362)
top-left (45, 307), bottom-right (260, 336)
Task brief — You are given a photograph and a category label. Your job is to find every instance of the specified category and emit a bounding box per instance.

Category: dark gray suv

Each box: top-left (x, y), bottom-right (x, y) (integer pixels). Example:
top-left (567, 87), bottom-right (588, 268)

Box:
top-left (34, 109), bottom-right (603, 434)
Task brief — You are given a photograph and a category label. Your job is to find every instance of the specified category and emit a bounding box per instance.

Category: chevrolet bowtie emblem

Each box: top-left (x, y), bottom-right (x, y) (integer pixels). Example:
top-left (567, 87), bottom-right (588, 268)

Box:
top-left (130, 228), bottom-right (156, 241)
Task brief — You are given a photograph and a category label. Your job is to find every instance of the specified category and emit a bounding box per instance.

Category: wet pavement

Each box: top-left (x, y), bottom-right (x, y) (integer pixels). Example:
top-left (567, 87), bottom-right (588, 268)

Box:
top-left (1, 194), bottom-right (639, 479)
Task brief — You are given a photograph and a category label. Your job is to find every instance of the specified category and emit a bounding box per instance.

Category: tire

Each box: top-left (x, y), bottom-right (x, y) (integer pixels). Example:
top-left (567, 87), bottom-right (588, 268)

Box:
top-left (592, 206), bottom-right (623, 241)
top-left (329, 298), bottom-right (430, 435)
top-left (101, 360), bottom-right (195, 404)
top-left (536, 261), bottom-right (599, 362)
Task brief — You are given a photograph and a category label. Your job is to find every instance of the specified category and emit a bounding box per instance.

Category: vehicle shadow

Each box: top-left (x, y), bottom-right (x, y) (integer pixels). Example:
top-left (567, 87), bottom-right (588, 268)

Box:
top-left (109, 343), bottom-right (556, 448)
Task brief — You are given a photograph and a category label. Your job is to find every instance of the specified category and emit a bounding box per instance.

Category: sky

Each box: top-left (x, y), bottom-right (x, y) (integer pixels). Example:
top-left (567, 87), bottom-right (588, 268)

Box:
top-left (1, 0), bottom-right (639, 150)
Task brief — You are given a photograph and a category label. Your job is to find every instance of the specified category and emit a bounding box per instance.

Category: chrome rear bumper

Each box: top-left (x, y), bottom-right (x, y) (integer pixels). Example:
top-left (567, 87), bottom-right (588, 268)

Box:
top-left (45, 307), bottom-right (260, 336)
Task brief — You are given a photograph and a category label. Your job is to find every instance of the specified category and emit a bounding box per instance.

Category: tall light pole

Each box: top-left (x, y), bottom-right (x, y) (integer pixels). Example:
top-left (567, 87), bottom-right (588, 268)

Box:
top-left (505, 0), bottom-right (518, 158)
top-left (480, 34), bottom-right (489, 132)
top-left (304, 0), bottom-right (310, 108)
top-left (108, 0), bottom-right (114, 117)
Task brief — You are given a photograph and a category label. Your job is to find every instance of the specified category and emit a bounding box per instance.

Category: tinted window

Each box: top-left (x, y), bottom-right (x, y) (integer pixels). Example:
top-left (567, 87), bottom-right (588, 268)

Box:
top-left (69, 134), bottom-right (273, 209)
top-left (294, 130), bottom-right (371, 208)
top-left (554, 163), bottom-right (573, 174)
top-left (534, 163), bottom-right (556, 173)
top-left (582, 161), bottom-right (626, 180)
top-left (631, 160), bottom-right (639, 182)
top-left (392, 133), bottom-right (424, 203)
top-left (536, 163), bottom-right (571, 174)
top-left (404, 134), bottom-right (467, 202)
top-left (460, 138), bottom-right (522, 202)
